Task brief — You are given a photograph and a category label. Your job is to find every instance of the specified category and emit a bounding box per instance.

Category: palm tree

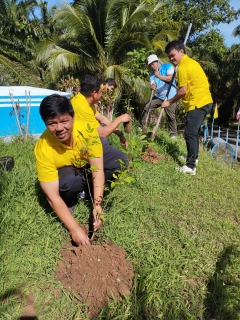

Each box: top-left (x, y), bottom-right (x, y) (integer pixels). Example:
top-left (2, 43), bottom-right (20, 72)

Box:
top-left (233, 24), bottom-right (240, 38)
top-left (37, 0), bottom-right (178, 103)
top-left (0, 0), bottom-right (49, 85)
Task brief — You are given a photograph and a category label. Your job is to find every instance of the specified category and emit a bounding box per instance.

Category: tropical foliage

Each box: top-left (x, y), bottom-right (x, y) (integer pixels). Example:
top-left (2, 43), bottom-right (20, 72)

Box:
top-left (0, 0), bottom-right (239, 122)
top-left (36, 0), bottom-right (178, 110)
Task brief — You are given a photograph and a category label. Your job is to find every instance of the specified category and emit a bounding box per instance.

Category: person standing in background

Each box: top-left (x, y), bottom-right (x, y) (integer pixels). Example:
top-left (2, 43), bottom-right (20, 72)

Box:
top-left (162, 40), bottom-right (213, 175)
top-left (141, 54), bottom-right (178, 138)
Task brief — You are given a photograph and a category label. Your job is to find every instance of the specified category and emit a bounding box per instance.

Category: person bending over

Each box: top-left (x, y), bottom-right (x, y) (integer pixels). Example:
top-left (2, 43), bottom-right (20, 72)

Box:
top-left (34, 94), bottom-right (105, 246)
top-left (71, 74), bottom-right (131, 184)
top-left (141, 54), bottom-right (178, 138)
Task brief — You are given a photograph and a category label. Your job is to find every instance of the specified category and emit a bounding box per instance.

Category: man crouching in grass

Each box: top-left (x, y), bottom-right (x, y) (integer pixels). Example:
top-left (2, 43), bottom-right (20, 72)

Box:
top-left (34, 94), bottom-right (104, 245)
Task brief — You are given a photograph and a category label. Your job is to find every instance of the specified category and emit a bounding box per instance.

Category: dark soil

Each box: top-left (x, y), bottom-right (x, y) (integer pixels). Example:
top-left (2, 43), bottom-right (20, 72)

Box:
top-left (123, 122), bottom-right (132, 134)
top-left (141, 145), bottom-right (168, 164)
top-left (55, 240), bottom-right (134, 319)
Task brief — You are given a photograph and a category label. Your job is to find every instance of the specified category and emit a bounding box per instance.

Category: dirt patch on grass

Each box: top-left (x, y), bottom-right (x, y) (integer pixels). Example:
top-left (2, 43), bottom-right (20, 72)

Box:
top-left (141, 145), bottom-right (168, 164)
top-left (55, 240), bottom-right (134, 319)
top-left (20, 293), bottom-right (37, 318)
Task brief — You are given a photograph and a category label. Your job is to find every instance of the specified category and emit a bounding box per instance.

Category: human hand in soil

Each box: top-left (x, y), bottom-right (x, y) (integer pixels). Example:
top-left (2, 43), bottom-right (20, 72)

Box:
top-left (120, 135), bottom-right (129, 149)
top-left (71, 226), bottom-right (90, 246)
top-left (92, 205), bottom-right (105, 232)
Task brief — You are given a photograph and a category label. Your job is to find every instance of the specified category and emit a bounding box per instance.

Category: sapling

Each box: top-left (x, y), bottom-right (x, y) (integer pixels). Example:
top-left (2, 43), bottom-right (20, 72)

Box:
top-left (98, 86), bottom-right (116, 120)
top-left (76, 124), bottom-right (135, 239)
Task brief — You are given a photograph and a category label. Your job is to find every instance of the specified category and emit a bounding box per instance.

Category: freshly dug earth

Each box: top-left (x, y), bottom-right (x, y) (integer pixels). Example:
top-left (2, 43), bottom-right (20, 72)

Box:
top-left (55, 241), bottom-right (134, 319)
top-left (141, 145), bottom-right (168, 164)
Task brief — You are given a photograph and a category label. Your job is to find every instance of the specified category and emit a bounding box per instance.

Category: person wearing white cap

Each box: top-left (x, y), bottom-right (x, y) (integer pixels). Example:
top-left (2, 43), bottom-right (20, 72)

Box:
top-left (141, 54), bottom-right (178, 137)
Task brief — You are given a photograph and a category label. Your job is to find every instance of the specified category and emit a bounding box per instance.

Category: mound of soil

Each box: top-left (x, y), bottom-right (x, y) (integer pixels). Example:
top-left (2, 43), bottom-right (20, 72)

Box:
top-left (141, 145), bottom-right (168, 164)
top-left (55, 241), bottom-right (134, 319)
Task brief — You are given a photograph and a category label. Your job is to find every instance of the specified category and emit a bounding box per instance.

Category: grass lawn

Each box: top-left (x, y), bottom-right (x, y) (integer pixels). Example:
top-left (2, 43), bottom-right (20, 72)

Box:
top-left (1, 123), bottom-right (240, 319)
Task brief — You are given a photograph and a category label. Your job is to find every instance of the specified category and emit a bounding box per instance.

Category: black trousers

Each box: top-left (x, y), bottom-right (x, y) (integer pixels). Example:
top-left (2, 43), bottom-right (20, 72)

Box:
top-left (58, 166), bottom-right (86, 207)
top-left (184, 103), bottom-right (212, 169)
top-left (58, 137), bottom-right (128, 207)
top-left (100, 137), bottom-right (128, 182)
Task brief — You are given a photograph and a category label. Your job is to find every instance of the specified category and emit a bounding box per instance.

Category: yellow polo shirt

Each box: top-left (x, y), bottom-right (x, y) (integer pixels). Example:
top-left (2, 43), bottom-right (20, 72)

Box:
top-left (34, 121), bottom-right (102, 182)
top-left (177, 55), bottom-right (213, 112)
top-left (71, 93), bottom-right (100, 129)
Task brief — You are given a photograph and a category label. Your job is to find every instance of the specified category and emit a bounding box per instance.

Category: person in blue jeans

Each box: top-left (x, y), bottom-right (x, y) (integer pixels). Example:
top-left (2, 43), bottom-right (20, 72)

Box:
top-left (141, 54), bottom-right (178, 138)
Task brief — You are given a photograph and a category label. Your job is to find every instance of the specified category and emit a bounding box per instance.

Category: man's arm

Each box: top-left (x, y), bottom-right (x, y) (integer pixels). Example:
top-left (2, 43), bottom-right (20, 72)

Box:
top-left (161, 85), bottom-right (187, 108)
top-left (96, 112), bottom-right (112, 126)
top-left (88, 156), bottom-right (105, 231)
top-left (154, 70), bottom-right (173, 83)
top-left (40, 180), bottom-right (90, 245)
top-left (95, 112), bottom-right (131, 139)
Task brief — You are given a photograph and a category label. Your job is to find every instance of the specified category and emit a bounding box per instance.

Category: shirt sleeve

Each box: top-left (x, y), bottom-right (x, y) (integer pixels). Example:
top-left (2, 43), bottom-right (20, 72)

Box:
top-left (34, 143), bottom-right (58, 182)
top-left (150, 73), bottom-right (155, 84)
top-left (166, 64), bottom-right (175, 75)
top-left (177, 65), bottom-right (188, 87)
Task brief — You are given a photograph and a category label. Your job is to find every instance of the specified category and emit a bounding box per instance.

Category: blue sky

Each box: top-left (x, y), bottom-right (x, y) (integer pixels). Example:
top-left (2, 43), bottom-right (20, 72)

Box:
top-left (216, 0), bottom-right (239, 47)
top-left (47, 0), bottom-right (239, 47)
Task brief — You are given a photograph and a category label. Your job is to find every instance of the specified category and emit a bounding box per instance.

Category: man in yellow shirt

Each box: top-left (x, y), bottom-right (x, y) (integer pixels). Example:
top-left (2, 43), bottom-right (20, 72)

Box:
top-left (71, 74), bottom-right (131, 184)
top-left (162, 40), bottom-right (213, 175)
top-left (34, 94), bottom-right (104, 246)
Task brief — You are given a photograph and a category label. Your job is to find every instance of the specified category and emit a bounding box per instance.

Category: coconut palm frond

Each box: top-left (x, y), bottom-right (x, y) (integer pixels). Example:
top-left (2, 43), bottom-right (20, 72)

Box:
top-left (54, 3), bottom-right (105, 59)
top-left (42, 47), bottom-right (83, 79)
top-left (108, 32), bottom-right (151, 62)
top-left (0, 54), bottom-right (40, 86)
top-left (233, 25), bottom-right (240, 37)
top-left (152, 29), bottom-right (179, 44)
top-left (151, 40), bottom-right (171, 56)
top-left (152, 1), bottom-right (166, 13)
top-left (107, 0), bottom-right (149, 36)
top-left (229, 43), bottom-right (240, 60)
top-left (197, 59), bottom-right (218, 73)
top-left (104, 63), bottom-right (149, 104)
top-left (132, 76), bottom-right (151, 103)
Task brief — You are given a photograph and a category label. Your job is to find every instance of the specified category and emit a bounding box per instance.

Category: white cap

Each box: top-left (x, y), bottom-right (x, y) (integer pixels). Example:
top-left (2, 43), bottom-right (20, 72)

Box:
top-left (147, 54), bottom-right (158, 65)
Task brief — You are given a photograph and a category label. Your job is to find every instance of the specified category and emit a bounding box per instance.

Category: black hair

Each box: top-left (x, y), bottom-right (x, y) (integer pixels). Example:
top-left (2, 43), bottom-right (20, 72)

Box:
top-left (165, 40), bottom-right (186, 54)
top-left (80, 74), bottom-right (101, 97)
top-left (39, 94), bottom-right (74, 122)
top-left (103, 78), bottom-right (117, 89)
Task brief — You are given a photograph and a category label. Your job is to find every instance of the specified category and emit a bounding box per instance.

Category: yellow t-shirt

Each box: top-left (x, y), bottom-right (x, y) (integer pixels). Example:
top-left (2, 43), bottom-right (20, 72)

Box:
top-left (177, 55), bottom-right (213, 112)
top-left (71, 93), bottom-right (100, 129)
top-left (34, 121), bottom-right (102, 182)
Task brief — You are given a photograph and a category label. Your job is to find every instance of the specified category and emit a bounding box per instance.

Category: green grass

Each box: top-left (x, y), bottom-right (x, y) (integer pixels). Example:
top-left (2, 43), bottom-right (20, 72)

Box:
top-left (1, 125), bottom-right (240, 320)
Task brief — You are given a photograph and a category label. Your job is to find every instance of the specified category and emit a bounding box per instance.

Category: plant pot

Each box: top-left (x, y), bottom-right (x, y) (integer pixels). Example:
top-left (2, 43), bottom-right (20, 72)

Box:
top-left (0, 156), bottom-right (14, 173)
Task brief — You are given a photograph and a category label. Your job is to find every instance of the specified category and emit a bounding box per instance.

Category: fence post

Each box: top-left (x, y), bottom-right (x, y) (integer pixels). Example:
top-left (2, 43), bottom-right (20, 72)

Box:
top-left (226, 129), bottom-right (229, 143)
top-left (235, 125), bottom-right (239, 159)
